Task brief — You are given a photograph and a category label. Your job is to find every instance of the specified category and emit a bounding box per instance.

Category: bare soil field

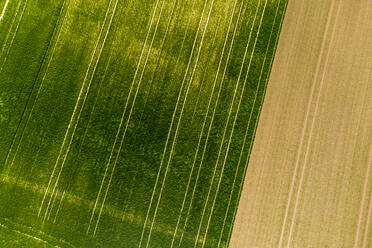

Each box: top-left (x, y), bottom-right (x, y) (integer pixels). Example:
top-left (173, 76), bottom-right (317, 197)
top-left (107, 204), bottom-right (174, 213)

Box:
top-left (230, 0), bottom-right (372, 247)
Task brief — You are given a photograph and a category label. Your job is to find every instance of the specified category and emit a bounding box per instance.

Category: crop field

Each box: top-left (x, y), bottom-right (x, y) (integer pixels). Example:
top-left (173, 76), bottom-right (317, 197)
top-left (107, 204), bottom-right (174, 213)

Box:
top-left (0, 0), bottom-right (287, 247)
top-left (231, 0), bottom-right (372, 247)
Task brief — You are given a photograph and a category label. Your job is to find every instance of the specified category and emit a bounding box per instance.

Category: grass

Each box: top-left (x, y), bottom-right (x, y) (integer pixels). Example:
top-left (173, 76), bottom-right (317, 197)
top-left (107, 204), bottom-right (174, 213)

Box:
top-left (0, 0), bottom-right (287, 247)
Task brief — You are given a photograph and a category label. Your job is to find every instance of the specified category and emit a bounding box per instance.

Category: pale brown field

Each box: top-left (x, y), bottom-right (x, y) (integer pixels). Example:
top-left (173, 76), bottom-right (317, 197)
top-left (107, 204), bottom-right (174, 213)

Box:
top-left (230, 0), bottom-right (372, 247)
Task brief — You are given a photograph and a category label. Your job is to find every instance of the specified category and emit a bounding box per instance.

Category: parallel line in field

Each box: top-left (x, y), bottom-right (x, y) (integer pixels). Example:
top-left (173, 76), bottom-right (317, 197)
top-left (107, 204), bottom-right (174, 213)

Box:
top-left (1, 172), bottom-right (219, 245)
top-left (110, 0), bottom-right (177, 215)
top-left (138, 0), bottom-right (211, 246)
top-left (275, 1), bottom-right (333, 245)
top-left (169, 1), bottom-right (238, 245)
top-left (140, 0), bottom-right (179, 120)
top-left (190, 13), bottom-right (221, 124)
top-left (4, 0), bottom-right (70, 172)
top-left (230, 2), bottom-right (322, 245)
top-left (353, 25), bottom-right (372, 245)
top-left (196, 0), bottom-right (247, 245)
top-left (169, 0), bottom-right (197, 80)
top-left (74, 0), bottom-right (142, 181)
top-left (41, 0), bottom-right (111, 218)
top-left (88, 0), bottom-right (163, 236)
top-left (39, 0), bottom-right (117, 220)
top-left (176, 1), bottom-right (262, 246)
top-left (2, 215), bottom-right (75, 247)
top-left (341, 35), bottom-right (370, 247)
top-left (94, 0), bottom-right (170, 237)
top-left (277, 0), bottom-right (338, 246)
top-left (76, 25), bottom-right (135, 222)
top-left (87, 1), bottom-right (161, 230)
top-left (193, 0), bottom-right (267, 246)
top-left (217, 1), bottom-right (284, 247)
top-left (117, 27), bottom-right (164, 219)
top-left (0, 0), bottom-right (288, 246)
top-left (0, 0), bottom-right (28, 72)
top-left (53, 0), bottom-right (133, 179)
top-left (47, 189), bottom-right (59, 221)
top-left (39, 0), bottom-right (117, 232)
top-left (203, 0), bottom-right (273, 244)
top-left (120, 1), bottom-right (185, 215)
top-left (228, 0), bottom-right (289, 244)
top-left (53, 190), bottom-right (65, 223)
top-left (47, 0), bottom-right (120, 221)
top-left (355, 143), bottom-right (372, 247)
top-left (45, 0), bottom-right (119, 222)
top-left (199, 0), bottom-right (269, 246)
top-left (87, 82), bottom-right (125, 222)
top-left (264, 2), bottom-right (311, 245)
top-left (145, 0), bottom-right (217, 246)
top-left (285, 1), bottom-right (342, 246)
top-left (265, 2), bottom-right (319, 245)
top-left (68, 52), bottom-right (113, 172)
top-left (0, 0), bottom-right (21, 58)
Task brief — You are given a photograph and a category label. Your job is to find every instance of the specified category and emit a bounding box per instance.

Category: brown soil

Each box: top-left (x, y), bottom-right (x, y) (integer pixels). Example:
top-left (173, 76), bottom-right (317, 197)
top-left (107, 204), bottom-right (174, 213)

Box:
top-left (230, 0), bottom-right (372, 247)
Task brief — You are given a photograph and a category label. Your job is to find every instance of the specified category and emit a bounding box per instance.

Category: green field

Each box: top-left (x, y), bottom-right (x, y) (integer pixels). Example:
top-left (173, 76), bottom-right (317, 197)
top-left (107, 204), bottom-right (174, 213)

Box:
top-left (0, 0), bottom-right (287, 247)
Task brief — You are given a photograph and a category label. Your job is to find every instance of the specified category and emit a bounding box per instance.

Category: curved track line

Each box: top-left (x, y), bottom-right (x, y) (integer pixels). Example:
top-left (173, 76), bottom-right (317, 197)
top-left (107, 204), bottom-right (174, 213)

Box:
top-left (0, 223), bottom-right (54, 247)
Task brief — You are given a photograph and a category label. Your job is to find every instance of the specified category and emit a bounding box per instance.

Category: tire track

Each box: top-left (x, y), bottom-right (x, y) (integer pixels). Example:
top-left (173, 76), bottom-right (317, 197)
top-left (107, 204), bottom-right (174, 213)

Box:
top-left (39, 0), bottom-right (118, 220)
top-left (0, 0), bottom-right (28, 73)
top-left (3, 0), bottom-right (70, 173)
top-left (193, 1), bottom-right (267, 246)
top-left (0, 0), bottom-right (10, 21)
top-left (137, 0), bottom-right (211, 246)
top-left (285, 2), bottom-right (342, 246)
top-left (277, 1), bottom-right (337, 245)
top-left (218, 1), bottom-right (285, 246)
top-left (93, 0), bottom-right (168, 237)
top-left (87, 0), bottom-right (164, 236)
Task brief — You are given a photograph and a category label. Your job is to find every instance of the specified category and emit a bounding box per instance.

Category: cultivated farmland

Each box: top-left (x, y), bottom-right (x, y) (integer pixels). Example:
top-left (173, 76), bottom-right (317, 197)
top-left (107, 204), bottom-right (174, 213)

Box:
top-left (231, 0), bottom-right (372, 247)
top-left (0, 0), bottom-right (287, 247)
